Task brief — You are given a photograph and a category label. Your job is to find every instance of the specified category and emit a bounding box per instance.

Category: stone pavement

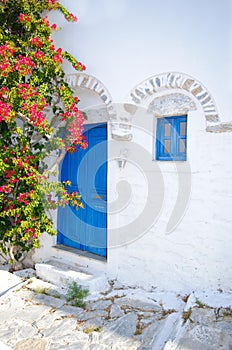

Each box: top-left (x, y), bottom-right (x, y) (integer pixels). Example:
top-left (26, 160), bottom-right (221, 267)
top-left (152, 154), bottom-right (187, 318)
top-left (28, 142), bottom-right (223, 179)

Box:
top-left (0, 269), bottom-right (232, 350)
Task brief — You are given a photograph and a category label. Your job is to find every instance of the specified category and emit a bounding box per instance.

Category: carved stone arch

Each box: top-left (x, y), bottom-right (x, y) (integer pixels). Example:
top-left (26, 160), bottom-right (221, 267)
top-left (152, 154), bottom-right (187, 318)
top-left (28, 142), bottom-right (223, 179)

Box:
top-left (64, 72), bottom-right (116, 122)
top-left (128, 72), bottom-right (220, 126)
top-left (65, 73), bottom-right (133, 140)
top-left (64, 72), bottom-right (232, 135)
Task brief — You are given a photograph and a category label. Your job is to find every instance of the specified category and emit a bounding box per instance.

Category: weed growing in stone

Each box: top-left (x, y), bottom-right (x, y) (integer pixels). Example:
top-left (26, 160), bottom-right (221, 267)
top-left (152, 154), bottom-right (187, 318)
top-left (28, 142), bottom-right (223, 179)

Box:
top-left (161, 308), bottom-right (176, 317)
top-left (134, 316), bottom-right (144, 336)
top-left (34, 286), bottom-right (49, 295)
top-left (83, 326), bottom-right (102, 334)
top-left (52, 293), bottom-right (61, 299)
top-left (222, 307), bottom-right (232, 318)
top-left (66, 281), bottom-right (89, 308)
top-left (195, 298), bottom-right (205, 308)
top-left (182, 309), bottom-right (193, 324)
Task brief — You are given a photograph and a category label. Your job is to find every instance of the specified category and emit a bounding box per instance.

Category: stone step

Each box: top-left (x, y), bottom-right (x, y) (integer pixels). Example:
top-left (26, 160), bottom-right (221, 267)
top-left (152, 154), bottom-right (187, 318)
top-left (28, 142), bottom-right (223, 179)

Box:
top-left (35, 259), bottom-right (109, 294)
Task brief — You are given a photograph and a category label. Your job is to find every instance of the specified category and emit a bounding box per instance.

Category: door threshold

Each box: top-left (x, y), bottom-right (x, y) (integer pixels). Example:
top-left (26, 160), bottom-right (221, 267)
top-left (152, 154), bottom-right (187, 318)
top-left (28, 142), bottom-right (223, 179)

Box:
top-left (53, 244), bottom-right (107, 263)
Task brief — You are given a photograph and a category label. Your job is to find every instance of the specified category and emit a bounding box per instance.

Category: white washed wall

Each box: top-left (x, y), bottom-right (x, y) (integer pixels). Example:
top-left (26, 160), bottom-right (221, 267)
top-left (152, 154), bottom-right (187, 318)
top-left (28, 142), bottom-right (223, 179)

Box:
top-left (34, 0), bottom-right (232, 293)
top-left (106, 107), bottom-right (232, 293)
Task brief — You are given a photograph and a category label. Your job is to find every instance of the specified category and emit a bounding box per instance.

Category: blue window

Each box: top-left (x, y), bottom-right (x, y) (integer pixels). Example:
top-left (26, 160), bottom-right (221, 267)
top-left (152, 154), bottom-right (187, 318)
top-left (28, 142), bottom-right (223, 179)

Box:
top-left (155, 115), bottom-right (187, 161)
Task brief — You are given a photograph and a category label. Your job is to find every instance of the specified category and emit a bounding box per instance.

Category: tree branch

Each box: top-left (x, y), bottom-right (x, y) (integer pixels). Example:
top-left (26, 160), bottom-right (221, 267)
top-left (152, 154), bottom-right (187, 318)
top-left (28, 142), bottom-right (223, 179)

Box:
top-left (45, 147), bottom-right (66, 174)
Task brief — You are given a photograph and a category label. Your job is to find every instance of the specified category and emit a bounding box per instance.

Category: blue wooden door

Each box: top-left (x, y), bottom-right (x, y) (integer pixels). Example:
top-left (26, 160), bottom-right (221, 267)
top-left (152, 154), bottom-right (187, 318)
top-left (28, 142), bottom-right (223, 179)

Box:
top-left (57, 124), bottom-right (107, 257)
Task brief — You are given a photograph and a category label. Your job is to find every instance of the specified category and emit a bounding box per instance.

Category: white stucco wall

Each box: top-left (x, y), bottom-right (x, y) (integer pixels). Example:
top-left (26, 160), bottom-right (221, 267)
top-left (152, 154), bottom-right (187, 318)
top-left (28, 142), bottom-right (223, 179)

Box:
top-left (106, 105), bottom-right (232, 293)
top-left (34, 0), bottom-right (232, 293)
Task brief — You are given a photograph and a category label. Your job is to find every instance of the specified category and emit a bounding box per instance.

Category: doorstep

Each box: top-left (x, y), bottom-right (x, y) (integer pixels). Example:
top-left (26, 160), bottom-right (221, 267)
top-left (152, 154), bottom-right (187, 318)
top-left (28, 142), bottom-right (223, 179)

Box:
top-left (35, 258), bottom-right (109, 294)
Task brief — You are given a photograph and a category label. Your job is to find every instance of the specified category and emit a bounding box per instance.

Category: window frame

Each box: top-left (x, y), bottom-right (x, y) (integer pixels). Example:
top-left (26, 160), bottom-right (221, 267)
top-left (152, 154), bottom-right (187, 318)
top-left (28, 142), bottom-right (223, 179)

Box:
top-left (155, 115), bottom-right (187, 161)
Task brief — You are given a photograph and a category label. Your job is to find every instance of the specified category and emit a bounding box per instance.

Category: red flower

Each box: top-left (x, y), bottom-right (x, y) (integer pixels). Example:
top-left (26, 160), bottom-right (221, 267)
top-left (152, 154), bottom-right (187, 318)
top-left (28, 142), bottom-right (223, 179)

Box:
top-left (18, 13), bottom-right (31, 23)
top-left (0, 101), bottom-right (12, 121)
top-left (14, 56), bottom-right (36, 75)
top-left (0, 185), bottom-right (6, 193)
top-left (30, 37), bottom-right (43, 48)
top-left (34, 51), bottom-right (45, 60)
top-left (9, 178), bottom-right (18, 184)
top-left (41, 17), bottom-right (50, 27)
top-left (74, 61), bottom-right (86, 71)
top-left (52, 54), bottom-right (62, 64)
top-left (65, 13), bottom-right (78, 22)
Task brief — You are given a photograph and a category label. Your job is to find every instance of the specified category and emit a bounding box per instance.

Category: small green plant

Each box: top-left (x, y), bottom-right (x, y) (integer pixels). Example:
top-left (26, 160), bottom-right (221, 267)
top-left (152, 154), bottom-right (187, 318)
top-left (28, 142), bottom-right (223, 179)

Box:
top-left (195, 298), bottom-right (205, 308)
top-left (66, 281), bottom-right (89, 308)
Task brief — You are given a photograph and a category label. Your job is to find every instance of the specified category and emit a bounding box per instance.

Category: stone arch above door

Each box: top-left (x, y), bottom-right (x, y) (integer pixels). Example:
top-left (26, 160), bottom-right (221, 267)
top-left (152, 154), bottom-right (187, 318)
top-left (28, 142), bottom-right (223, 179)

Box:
top-left (65, 73), bottom-right (115, 119)
top-left (64, 72), bottom-right (232, 135)
top-left (65, 73), bottom-right (132, 140)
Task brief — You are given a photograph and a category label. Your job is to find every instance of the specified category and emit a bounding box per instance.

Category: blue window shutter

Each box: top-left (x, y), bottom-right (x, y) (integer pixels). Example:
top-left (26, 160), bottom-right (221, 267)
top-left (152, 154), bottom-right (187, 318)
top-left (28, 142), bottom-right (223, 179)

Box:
top-left (155, 115), bottom-right (187, 161)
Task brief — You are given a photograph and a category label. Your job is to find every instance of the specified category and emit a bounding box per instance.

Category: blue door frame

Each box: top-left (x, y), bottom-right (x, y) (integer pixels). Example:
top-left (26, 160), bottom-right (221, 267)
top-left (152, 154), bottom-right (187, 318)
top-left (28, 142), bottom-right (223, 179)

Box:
top-left (57, 123), bottom-right (107, 257)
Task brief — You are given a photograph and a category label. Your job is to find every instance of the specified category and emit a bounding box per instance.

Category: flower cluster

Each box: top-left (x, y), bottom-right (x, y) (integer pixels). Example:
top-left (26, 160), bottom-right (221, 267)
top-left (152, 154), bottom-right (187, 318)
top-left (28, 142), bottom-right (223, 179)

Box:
top-left (14, 56), bottom-right (36, 75)
top-left (30, 37), bottom-right (43, 48)
top-left (18, 13), bottom-right (31, 23)
top-left (65, 13), bottom-right (78, 22)
top-left (66, 112), bottom-right (85, 144)
top-left (74, 61), bottom-right (86, 71)
top-left (17, 83), bottom-right (38, 100)
top-left (0, 100), bottom-right (12, 122)
top-left (18, 191), bottom-right (34, 206)
top-left (47, 0), bottom-right (59, 10)
top-left (53, 47), bottom-right (63, 64)
top-left (0, 42), bottom-right (17, 76)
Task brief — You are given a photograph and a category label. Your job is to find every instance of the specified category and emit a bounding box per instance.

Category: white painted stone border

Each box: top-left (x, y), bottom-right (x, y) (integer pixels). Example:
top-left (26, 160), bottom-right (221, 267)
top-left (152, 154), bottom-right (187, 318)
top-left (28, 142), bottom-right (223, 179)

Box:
top-left (128, 72), bottom-right (219, 123)
top-left (65, 72), bottom-right (232, 134)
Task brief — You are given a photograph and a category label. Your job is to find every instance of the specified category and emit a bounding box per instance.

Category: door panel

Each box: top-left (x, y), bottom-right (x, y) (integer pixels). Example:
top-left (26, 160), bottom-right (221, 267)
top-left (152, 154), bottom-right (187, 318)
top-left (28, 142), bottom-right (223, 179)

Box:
top-left (57, 124), bottom-right (107, 257)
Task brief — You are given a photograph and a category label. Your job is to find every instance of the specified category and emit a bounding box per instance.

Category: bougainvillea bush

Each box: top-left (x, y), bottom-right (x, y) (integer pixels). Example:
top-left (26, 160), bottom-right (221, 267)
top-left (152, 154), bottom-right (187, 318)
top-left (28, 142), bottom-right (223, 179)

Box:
top-left (0, 0), bottom-right (87, 268)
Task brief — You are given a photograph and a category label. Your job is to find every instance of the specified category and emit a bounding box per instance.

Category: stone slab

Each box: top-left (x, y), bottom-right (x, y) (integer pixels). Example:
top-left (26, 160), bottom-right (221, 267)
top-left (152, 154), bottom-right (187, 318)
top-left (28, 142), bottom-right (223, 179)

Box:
top-left (1, 268), bottom-right (232, 350)
top-left (86, 299), bottom-right (112, 311)
top-left (99, 312), bottom-right (140, 348)
top-left (13, 268), bottom-right (36, 279)
top-left (109, 304), bottom-right (125, 319)
top-left (0, 270), bottom-right (22, 296)
top-left (31, 293), bottom-right (65, 308)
